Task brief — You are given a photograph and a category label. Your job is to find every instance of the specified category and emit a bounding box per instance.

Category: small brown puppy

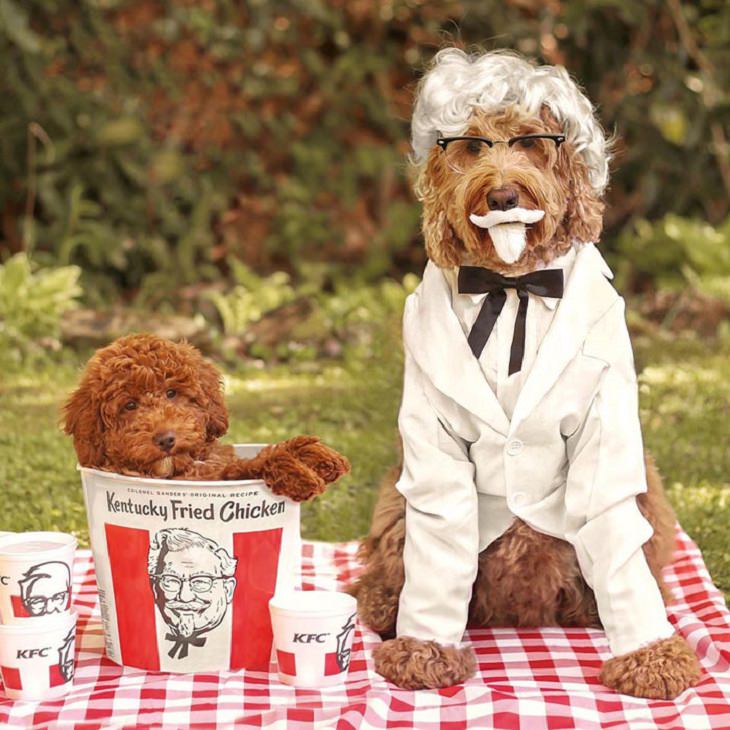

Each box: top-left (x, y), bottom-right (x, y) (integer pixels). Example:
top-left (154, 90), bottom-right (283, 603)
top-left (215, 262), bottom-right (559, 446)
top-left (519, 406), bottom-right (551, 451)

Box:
top-left (63, 334), bottom-right (350, 500)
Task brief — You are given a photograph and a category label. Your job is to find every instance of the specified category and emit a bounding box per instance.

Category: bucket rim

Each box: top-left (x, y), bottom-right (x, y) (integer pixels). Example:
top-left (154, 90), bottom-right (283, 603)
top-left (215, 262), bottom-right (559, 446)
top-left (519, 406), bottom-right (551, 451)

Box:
top-left (78, 443), bottom-right (272, 489)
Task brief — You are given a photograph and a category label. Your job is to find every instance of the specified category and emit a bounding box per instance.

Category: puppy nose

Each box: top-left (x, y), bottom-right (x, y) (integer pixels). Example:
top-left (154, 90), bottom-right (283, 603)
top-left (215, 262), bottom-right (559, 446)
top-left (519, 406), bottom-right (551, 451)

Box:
top-left (154, 431), bottom-right (176, 452)
top-left (487, 187), bottom-right (519, 211)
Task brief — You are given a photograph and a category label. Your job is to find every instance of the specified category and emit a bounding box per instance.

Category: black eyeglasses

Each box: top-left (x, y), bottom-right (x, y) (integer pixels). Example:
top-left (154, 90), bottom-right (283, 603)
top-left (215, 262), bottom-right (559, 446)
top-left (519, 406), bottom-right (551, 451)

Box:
top-left (436, 134), bottom-right (565, 172)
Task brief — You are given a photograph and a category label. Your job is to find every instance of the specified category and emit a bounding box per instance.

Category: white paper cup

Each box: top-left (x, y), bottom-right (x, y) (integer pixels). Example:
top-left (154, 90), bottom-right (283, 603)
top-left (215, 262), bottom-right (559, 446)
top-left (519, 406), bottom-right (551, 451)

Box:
top-left (0, 532), bottom-right (76, 624)
top-left (0, 611), bottom-right (77, 700)
top-left (269, 590), bottom-right (357, 687)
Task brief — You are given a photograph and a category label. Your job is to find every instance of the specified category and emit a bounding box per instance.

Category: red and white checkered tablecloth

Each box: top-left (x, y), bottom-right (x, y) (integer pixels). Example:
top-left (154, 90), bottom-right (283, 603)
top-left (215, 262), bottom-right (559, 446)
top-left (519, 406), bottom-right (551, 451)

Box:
top-left (1, 528), bottom-right (729, 729)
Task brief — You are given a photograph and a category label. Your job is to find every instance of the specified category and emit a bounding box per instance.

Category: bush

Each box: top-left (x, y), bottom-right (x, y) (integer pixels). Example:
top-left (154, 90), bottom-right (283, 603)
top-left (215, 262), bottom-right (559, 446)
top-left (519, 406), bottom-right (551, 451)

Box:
top-left (614, 214), bottom-right (730, 302)
top-left (1, 1), bottom-right (728, 304)
top-left (0, 252), bottom-right (82, 362)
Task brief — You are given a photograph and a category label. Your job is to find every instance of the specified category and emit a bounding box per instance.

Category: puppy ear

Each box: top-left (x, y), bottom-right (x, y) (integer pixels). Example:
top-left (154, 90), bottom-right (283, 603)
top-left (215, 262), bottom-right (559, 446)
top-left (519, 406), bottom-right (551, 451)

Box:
top-left (196, 356), bottom-right (229, 440)
top-left (62, 377), bottom-right (105, 467)
top-left (418, 164), bottom-right (466, 268)
top-left (555, 143), bottom-right (604, 245)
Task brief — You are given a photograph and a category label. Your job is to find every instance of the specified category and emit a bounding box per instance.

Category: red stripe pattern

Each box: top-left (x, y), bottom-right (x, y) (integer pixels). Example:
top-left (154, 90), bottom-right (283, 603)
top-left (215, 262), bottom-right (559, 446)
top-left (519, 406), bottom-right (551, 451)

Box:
top-left (10, 595), bottom-right (30, 619)
top-left (48, 665), bottom-right (67, 688)
top-left (104, 524), bottom-right (160, 671)
top-left (276, 650), bottom-right (296, 676)
top-left (0, 667), bottom-right (21, 691)
top-left (0, 527), bottom-right (729, 729)
top-left (324, 652), bottom-right (342, 676)
top-left (229, 529), bottom-right (283, 670)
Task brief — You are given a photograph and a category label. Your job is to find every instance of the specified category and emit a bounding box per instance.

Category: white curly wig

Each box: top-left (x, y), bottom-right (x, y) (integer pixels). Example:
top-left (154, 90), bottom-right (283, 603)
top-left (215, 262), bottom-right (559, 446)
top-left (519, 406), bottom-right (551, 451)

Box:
top-left (411, 48), bottom-right (610, 194)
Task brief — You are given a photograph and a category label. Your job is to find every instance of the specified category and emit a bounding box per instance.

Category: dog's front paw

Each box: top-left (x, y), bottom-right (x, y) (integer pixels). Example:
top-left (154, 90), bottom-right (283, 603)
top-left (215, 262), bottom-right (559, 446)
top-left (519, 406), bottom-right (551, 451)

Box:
top-left (261, 451), bottom-right (326, 502)
top-left (600, 634), bottom-right (700, 699)
top-left (373, 636), bottom-right (476, 689)
top-left (280, 435), bottom-right (350, 483)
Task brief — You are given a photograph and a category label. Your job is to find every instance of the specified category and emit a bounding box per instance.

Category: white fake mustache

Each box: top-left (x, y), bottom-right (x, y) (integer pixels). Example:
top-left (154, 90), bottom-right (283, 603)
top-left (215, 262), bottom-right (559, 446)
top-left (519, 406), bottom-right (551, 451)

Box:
top-left (469, 208), bottom-right (545, 264)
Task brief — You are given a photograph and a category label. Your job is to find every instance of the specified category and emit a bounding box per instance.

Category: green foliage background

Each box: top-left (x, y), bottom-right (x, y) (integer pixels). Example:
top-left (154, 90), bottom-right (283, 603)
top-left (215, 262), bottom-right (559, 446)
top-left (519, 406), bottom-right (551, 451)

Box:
top-left (2, 0), bottom-right (729, 305)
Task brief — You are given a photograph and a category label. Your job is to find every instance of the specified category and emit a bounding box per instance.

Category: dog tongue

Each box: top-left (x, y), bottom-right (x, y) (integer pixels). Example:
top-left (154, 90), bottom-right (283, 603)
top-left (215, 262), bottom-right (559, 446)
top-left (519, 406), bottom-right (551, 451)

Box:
top-left (469, 208), bottom-right (545, 264)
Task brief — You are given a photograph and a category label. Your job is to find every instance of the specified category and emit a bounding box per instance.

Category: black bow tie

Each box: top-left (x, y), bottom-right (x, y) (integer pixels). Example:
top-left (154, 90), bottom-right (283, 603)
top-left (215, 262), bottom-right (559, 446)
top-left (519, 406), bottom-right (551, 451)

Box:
top-left (165, 631), bottom-right (207, 660)
top-left (457, 267), bottom-right (564, 375)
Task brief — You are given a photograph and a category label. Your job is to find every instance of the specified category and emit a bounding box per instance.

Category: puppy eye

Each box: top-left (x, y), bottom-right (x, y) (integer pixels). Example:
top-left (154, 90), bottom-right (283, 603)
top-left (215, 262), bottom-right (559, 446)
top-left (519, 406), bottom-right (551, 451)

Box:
top-left (166, 389), bottom-right (177, 399)
top-left (515, 138), bottom-right (536, 149)
top-left (124, 400), bottom-right (138, 411)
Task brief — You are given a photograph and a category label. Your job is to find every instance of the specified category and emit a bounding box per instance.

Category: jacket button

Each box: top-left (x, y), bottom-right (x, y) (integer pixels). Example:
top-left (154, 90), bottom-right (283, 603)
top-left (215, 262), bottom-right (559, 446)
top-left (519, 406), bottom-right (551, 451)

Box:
top-left (506, 439), bottom-right (523, 456)
top-left (511, 492), bottom-right (527, 507)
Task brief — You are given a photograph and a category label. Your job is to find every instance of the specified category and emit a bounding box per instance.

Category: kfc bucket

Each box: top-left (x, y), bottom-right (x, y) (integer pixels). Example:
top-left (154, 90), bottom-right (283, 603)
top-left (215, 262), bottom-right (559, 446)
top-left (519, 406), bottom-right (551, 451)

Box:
top-left (80, 444), bottom-right (300, 673)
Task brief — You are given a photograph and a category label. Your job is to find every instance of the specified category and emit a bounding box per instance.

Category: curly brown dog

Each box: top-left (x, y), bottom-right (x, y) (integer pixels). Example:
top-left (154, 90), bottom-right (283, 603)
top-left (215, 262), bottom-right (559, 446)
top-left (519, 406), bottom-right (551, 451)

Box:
top-left (63, 334), bottom-right (350, 500)
top-left (351, 458), bottom-right (697, 695)
top-left (350, 50), bottom-right (700, 699)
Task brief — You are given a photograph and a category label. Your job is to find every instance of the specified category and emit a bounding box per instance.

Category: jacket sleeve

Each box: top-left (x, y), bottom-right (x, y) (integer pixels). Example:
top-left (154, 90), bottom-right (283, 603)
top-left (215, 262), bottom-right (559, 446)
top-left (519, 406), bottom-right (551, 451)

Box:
top-left (565, 300), bottom-right (675, 657)
top-left (395, 346), bottom-right (480, 646)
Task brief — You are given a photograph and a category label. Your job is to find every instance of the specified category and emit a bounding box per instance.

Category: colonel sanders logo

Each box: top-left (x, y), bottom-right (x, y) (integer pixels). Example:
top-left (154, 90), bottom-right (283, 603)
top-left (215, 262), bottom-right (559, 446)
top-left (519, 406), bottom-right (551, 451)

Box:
top-left (18, 562), bottom-right (71, 617)
top-left (335, 613), bottom-right (356, 672)
top-left (148, 528), bottom-right (237, 659)
top-left (58, 627), bottom-right (75, 682)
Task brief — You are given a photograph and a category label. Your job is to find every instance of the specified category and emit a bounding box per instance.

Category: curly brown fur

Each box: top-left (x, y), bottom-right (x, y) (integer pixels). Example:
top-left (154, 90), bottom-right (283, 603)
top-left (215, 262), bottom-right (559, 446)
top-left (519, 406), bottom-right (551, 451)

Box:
top-left (599, 634), bottom-right (701, 699)
top-left (373, 636), bottom-right (476, 690)
top-left (352, 453), bottom-right (677, 650)
top-left (347, 466), bottom-right (405, 638)
top-left (63, 334), bottom-right (350, 501)
top-left (469, 519), bottom-right (600, 629)
top-left (418, 106), bottom-right (604, 275)
top-left (639, 453), bottom-right (678, 602)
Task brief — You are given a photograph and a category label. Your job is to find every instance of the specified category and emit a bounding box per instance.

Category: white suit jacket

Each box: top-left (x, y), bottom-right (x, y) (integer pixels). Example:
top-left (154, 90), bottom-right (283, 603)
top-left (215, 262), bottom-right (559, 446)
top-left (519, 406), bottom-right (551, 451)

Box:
top-left (395, 243), bottom-right (675, 658)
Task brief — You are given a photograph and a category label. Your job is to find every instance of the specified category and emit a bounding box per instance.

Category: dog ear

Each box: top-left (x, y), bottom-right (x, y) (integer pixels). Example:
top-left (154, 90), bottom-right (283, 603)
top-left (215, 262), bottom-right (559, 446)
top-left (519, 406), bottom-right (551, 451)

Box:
top-left (62, 377), bottom-right (106, 467)
top-left (555, 142), bottom-right (604, 245)
top-left (196, 356), bottom-right (229, 440)
top-left (418, 163), bottom-right (466, 268)
top-left (538, 105), bottom-right (604, 246)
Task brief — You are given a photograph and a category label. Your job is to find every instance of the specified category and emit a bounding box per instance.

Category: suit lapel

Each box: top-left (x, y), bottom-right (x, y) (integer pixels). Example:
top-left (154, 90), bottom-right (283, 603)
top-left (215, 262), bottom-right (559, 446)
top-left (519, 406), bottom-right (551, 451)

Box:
top-left (509, 243), bottom-right (619, 431)
top-left (404, 261), bottom-right (511, 436)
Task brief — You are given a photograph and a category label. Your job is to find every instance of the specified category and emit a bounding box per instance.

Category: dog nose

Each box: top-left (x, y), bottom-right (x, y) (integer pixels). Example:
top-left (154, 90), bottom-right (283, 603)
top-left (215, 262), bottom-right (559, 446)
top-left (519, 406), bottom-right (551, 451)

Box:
top-left (487, 187), bottom-right (519, 211)
top-left (154, 431), bottom-right (176, 452)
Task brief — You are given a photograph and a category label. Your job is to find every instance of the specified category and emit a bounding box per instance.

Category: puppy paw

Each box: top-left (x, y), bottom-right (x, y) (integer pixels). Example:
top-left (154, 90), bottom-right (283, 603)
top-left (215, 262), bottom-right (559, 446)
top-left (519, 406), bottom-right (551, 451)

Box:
top-left (261, 451), bottom-right (326, 502)
top-left (281, 435), bottom-right (350, 483)
top-left (373, 636), bottom-right (476, 689)
top-left (600, 634), bottom-right (701, 699)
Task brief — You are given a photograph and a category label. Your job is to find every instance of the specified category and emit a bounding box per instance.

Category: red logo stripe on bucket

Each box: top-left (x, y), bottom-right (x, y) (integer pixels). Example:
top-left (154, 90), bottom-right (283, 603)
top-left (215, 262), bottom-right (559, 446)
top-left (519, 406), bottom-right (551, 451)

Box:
top-left (229, 529), bottom-right (283, 670)
top-left (48, 664), bottom-right (67, 687)
top-left (105, 524), bottom-right (160, 671)
top-left (276, 649), bottom-right (296, 675)
top-left (324, 652), bottom-right (342, 676)
top-left (10, 595), bottom-right (30, 618)
top-left (275, 651), bottom-right (345, 677)
top-left (1, 666), bottom-right (21, 690)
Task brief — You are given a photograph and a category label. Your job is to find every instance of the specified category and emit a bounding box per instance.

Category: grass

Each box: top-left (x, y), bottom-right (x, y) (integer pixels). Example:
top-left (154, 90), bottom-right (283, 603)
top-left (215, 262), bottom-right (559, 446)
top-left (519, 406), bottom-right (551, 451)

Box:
top-left (1, 322), bottom-right (729, 598)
